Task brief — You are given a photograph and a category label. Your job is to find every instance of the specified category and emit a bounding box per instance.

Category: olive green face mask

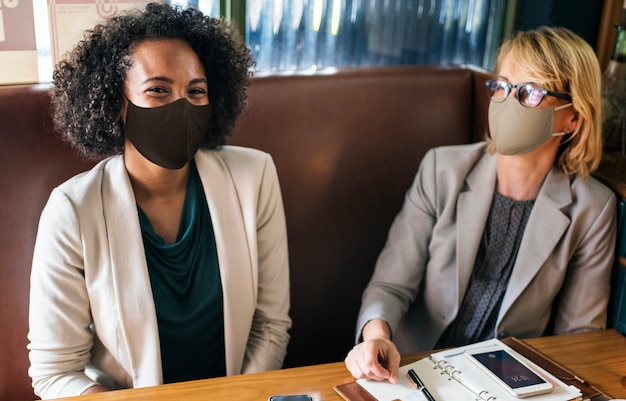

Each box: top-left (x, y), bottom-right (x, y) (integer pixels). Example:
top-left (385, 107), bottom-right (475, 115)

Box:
top-left (124, 98), bottom-right (212, 169)
top-left (488, 96), bottom-right (572, 155)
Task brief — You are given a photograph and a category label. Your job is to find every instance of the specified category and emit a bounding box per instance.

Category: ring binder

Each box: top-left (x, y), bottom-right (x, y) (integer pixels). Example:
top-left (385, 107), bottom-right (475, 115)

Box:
top-left (476, 390), bottom-right (497, 401)
top-left (351, 338), bottom-right (584, 401)
top-left (430, 356), bottom-right (497, 400)
top-left (433, 358), bottom-right (461, 379)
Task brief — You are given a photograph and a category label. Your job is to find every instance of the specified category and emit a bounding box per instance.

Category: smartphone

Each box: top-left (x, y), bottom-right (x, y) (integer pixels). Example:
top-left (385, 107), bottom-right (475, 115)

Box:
top-left (268, 395), bottom-right (313, 401)
top-left (464, 345), bottom-right (554, 398)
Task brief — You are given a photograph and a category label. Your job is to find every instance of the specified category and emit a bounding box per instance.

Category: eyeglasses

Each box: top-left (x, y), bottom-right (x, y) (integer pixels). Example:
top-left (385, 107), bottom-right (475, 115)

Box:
top-left (485, 78), bottom-right (572, 108)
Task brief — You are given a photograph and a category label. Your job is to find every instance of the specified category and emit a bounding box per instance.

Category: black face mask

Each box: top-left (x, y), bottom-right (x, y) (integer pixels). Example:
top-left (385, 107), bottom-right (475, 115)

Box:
top-left (124, 98), bottom-right (212, 169)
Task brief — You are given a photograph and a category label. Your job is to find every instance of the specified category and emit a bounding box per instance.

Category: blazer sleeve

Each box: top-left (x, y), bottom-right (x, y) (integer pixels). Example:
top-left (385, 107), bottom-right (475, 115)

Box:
top-left (241, 153), bottom-right (292, 373)
top-left (28, 188), bottom-right (99, 399)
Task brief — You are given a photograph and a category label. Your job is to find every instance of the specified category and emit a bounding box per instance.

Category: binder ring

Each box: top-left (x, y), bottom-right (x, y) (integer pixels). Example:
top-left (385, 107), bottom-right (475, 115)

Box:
top-left (435, 359), bottom-right (451, 375)
top-left (435, 360), bottom-right (449, 369)
top-left (477, 391), bottom-right (497, 401)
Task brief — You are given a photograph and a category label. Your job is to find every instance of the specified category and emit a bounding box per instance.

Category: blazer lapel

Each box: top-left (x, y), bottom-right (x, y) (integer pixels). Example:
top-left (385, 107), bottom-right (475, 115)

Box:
top-left (456, 152), bottom-right (498, 303)
top-left (194, 150), bottom-right (254, 375)
top-left (499, 167), bottom-right (572, 316)
top-left (101, 156), bottom-right (162, 387)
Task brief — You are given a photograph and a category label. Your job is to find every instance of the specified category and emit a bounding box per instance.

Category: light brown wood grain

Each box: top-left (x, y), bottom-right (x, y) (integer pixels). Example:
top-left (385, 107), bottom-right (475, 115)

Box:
top-left (524, 329), bottom-right (626, 399)
top-left (49, 330), bottom-right (626, 401)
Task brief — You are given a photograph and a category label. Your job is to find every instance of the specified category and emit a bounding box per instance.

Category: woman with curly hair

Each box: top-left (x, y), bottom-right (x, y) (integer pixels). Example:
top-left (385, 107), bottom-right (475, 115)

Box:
top-left (28, 3), bottom-right (291, 398)
top-left (344, 26), bottom-right (617, 384)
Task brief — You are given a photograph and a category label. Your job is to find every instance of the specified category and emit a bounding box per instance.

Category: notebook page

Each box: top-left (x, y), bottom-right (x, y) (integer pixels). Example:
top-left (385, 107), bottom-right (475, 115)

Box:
top-left (357, 339), bottom-right (582, 401)
top-left (356, 361), bottom-right (429, 401)
top-left (426, 339), bottom-right (582, 401)
top-left (357, 358), bottom-right (479, 401)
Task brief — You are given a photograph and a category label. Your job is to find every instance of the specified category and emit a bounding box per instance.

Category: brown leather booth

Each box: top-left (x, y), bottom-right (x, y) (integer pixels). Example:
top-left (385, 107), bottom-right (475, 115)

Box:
top-left (0, 65), bottom-right (492, 401)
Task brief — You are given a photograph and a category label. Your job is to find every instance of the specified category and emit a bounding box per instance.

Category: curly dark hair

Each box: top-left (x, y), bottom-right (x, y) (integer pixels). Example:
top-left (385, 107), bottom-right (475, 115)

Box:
top-left (51, 2), bottom-right (253, 159)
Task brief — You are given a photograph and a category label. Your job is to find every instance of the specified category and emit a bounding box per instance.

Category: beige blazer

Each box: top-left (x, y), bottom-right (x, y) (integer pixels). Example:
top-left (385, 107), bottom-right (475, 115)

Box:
top-left (357, 142), bottom-right (617, 353)
top-left (28, 146), bottom-right (291, 399)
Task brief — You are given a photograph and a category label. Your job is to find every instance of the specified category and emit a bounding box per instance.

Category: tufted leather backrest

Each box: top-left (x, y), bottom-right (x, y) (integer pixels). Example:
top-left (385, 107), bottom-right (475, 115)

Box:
top-left (0, 85), bottom-right (95, 401)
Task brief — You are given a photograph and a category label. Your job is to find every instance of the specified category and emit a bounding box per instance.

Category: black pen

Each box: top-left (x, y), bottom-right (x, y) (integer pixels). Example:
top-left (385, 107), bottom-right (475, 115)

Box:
top-left (407, 368), bottom-right (437, 401)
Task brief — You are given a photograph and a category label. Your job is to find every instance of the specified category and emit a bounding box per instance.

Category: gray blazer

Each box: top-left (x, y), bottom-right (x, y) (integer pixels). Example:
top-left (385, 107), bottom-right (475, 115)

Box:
top-left (357, 142), bottom-right (617, 353)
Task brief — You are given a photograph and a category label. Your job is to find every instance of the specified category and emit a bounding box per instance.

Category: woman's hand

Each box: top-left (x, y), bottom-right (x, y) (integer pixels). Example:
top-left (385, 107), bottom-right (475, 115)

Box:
top-left (344, 319), bottom-right (401, 383)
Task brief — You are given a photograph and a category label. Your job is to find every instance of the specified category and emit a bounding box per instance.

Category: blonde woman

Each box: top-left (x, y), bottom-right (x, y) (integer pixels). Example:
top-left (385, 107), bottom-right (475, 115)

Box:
top-left (345, 26), bottom-right (617, 383)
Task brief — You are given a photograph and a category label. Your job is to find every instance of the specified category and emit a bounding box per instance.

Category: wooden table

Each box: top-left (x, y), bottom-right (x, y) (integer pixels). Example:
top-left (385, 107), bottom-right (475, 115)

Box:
top-left (523, 329), bottom-right (626, 399)
top-left (50, 329), bottom-right (626, 401)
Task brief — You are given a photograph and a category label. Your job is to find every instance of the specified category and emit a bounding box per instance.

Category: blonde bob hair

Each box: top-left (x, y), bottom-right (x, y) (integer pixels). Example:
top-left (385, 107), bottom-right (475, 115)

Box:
top-left (486, 26), bottom-right (602, 177)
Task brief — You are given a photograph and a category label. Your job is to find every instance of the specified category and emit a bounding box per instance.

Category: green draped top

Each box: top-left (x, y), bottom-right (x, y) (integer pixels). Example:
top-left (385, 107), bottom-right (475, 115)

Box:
top-left (137, 161), bottom-right (226, 383)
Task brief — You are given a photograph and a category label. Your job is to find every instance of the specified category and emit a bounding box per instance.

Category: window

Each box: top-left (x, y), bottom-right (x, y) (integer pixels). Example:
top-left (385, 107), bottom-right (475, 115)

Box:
top-left (28, 0), bottom-right (506, 84)
top-left (246, 0), bottom-right (506, 74)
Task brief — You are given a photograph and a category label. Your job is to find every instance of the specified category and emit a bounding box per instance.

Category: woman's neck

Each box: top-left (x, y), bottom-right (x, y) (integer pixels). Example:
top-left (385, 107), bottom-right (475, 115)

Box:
top-left (124, 145), bottom-right (191, 244)
top-left (123, 143), bottom-right (190, 202)
top-left (495, 145), bottom-right (559, 201)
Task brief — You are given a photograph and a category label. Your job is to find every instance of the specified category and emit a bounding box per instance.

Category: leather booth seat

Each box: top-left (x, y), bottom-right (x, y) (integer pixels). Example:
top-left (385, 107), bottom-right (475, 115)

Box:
top-left (0, 65), bottom-right (491, 401)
